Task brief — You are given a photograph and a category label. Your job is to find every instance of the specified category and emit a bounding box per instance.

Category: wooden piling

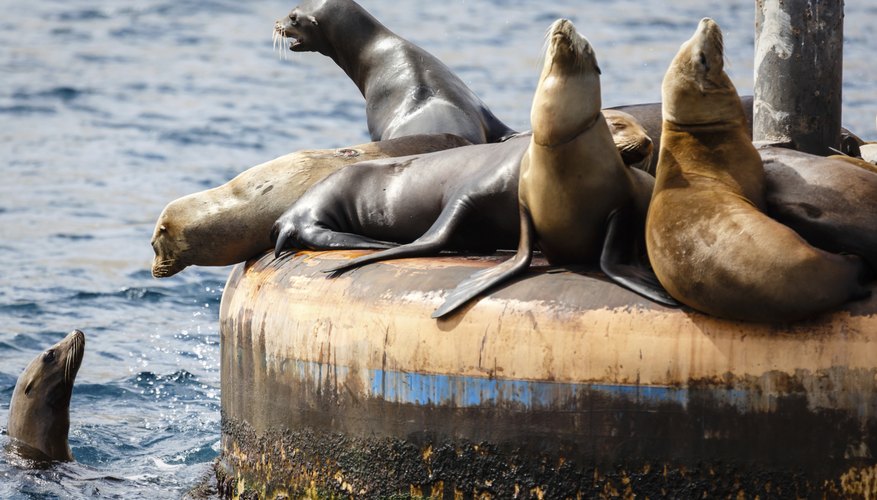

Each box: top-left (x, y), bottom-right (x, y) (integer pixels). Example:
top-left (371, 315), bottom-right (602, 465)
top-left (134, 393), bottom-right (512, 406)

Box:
top-left (753, 0), bottom-right (844, 155)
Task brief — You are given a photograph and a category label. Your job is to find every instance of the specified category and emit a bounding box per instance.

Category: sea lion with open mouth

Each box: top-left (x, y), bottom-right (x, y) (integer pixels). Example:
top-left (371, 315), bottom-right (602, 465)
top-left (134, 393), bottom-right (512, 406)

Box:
top-left (273, 0), bottom-right (516, 144)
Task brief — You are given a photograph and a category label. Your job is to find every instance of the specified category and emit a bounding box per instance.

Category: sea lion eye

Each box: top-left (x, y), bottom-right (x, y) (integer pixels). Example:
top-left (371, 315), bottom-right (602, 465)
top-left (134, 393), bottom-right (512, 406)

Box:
top-left (698, 52), bottom-right (709, 70)
top-left (289, 13), bottom-right (299, 26)
top-left (43, 350), bottom-right (55, 363)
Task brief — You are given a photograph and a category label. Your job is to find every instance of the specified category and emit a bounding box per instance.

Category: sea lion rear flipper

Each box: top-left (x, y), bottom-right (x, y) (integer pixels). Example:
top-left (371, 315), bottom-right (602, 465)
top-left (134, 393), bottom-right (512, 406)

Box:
top-left (432, 206), bottom-right (535, 318)
top-left (325, 196), bottom-right (475, 274)
top-left (600, 208), bottom-right (679, 307)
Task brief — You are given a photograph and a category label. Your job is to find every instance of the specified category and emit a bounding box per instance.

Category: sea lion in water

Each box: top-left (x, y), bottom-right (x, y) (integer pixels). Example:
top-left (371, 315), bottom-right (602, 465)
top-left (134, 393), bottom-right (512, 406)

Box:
top-left (429, 19), bottom-right (675, 318)
top-left (271, 112), bottom-right (654, 275)
top-left (645, 18), bottom-right (869, 322)
top-left (7, 330), bottom-right (85, 461)
top-left (151, 134), bottom-right (470, 278)
top-left (273, 0), bottom-right (515, 144)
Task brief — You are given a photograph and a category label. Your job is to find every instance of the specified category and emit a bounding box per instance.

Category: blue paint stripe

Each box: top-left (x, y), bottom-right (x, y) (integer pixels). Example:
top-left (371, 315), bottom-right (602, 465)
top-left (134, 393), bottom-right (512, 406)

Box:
top-left (286, 359), bottom-right (692, 409)
top-left (373, 369), bottom-right (689, 409)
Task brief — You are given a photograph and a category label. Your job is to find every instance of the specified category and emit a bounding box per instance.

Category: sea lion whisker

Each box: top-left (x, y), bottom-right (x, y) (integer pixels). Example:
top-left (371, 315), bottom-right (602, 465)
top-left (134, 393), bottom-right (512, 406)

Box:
top-left (65, 350), bottom-right (72, 386)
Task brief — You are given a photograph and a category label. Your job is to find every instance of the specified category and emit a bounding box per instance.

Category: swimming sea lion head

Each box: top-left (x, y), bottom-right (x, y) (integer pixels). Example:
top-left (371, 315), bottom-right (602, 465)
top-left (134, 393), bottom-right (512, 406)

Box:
top-left (662, 18), bottom-right (742, 126)
top-left (532, 19), bottom-right (602, 146)
top-left (274, 0), bottom-right (329, 55)
top-left (151, 202), bottom-right (190, 278)
top-left (8, 330), bottom-right (85, 462)
top-left (603, 109), bottom-right (653, 169)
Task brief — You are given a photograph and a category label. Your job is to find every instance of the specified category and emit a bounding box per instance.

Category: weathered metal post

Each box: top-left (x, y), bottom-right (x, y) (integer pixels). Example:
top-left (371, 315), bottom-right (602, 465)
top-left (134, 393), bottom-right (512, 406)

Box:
top-left (753, 0), bottom-right (844, 155)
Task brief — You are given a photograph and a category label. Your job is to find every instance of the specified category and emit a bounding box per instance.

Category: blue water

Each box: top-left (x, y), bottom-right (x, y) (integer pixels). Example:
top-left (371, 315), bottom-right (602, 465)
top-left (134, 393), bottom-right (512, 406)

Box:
top-left (1, 0), bottom-right (875, 497)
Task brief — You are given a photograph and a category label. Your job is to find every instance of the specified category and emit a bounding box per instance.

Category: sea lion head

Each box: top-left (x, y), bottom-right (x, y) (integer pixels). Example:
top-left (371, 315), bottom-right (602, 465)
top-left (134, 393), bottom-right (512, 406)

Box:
top-left (151, 201), bottom-right (190, 278)
top-left (662, 18), bottom-right (742, 126)
top-left (531, 19), bottom-right (602, 146)
top-left (603, 109), bottom-right (653, 170)
top-left (274, 0), bottom-right (329, 55)
top-left (7, 330), bottom-right (85, 462)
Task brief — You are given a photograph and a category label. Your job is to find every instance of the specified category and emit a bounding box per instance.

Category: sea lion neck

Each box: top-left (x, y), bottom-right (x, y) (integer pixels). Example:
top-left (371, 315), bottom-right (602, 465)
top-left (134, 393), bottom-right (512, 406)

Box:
top-left (530, 24), bottom-right (602, 147)
top-left (320, 1), bottom-right (391, 96)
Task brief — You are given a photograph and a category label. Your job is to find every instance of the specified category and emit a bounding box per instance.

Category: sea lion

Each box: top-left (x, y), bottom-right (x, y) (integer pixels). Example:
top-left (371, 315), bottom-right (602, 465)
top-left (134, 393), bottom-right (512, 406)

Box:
top-left (273, 135), bottom-right (530, 257)
top-left (429, 19), bottom-right (675, 318)
top-left (273, 0), bottom-right (515, 144)
top-left (7, 329), bottom-right (85, 462)
top-left (610, 96), bottom-right (866, 174)
top-left (271, 112), bottom-right (654, 275)
top-left (151, 134), bottom-right (470, 278)
top-left (645, 18), bottom-right (869, 322)
top-left (604, 109), bottom-right (653, 170)
top-left (608, 101), bottom-right (877, 267)
top-left (761, 146), bottom-right (877, 270)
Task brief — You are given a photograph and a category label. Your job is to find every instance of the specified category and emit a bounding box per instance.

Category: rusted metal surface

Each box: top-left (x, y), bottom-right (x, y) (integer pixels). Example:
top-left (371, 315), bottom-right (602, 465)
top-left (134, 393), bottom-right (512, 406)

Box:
top-left (219, 250), bottom-right (877, 498)
top-left (754, 0), bottom-right (844, 154)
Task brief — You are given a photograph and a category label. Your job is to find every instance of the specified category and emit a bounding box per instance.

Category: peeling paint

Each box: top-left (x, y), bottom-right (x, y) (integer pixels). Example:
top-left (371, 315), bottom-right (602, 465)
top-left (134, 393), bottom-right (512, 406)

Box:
top-left (219, 252), bottom-right (877, 497)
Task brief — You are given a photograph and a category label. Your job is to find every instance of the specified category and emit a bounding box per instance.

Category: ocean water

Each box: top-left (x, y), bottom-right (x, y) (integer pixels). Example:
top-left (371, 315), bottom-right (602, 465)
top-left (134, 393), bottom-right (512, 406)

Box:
top-left (1, 0), bottom-right (874, 497)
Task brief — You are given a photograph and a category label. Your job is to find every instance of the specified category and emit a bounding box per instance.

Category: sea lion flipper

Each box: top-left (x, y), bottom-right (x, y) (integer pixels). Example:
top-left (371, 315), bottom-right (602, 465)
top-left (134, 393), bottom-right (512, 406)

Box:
top-left (432, 206), bottom-right (535, 319)
top-left (325, 197), bottom-right (476, 274)
top-left (600, 208), bottom-right (680, 307)
top-left (274, 219), bottom-right (398, 257)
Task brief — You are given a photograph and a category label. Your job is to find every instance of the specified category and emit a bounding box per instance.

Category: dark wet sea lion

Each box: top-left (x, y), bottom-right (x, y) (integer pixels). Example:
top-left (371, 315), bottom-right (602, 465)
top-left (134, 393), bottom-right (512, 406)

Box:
top-left (7, 330), bottom-right (85, 461)
top-left (274, 0), bottom-right (515, 144)
top-left (151, 133), bottom-right (470, 278)
top-left (273, 135), bottom-right (530, 257)
top-left (430, 19), bottom-right (675, 318)
top-left (761, 146), bottom-right (877, 270)
top-left (646, 18), bottom-right (868, 322)
top-left (271, 110), bottom-right (655, 275)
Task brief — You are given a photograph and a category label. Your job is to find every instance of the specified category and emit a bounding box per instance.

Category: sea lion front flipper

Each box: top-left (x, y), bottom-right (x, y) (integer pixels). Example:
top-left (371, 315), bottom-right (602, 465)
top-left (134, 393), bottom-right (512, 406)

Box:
top-left (432, 205), bottom-right (535, 319)
top-left (274, 222), bottom-right (397, 258)
top-left (325, 195), bottom-right (476, 274)
top-left (599, 208), bottom-right (680, 307)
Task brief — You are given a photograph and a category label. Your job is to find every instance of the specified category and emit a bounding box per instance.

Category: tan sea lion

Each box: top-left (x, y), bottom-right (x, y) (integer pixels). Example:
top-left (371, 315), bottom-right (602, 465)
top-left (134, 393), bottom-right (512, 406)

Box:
top-left (432, 19), bottom-right (675, 318)
top-left (603, 109), bottom-right (653, 171)
top-left (7, 330), bottom-right (85, 462)
top-left (646, 18), bottom-right (869, 323)
top-left (151, 134), bottom-right (470, 278)
top-left (274, 0), bottom-right (515, 144)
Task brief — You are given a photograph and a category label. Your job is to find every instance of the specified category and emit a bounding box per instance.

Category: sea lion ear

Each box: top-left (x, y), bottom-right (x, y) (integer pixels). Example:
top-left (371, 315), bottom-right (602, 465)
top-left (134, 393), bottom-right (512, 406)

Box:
top-left (308, 15), bottom-right (318, 26)
top-left (24, 380), bottom-right (33, 397)
top-left (595, 62), bottom-right (602, 75)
